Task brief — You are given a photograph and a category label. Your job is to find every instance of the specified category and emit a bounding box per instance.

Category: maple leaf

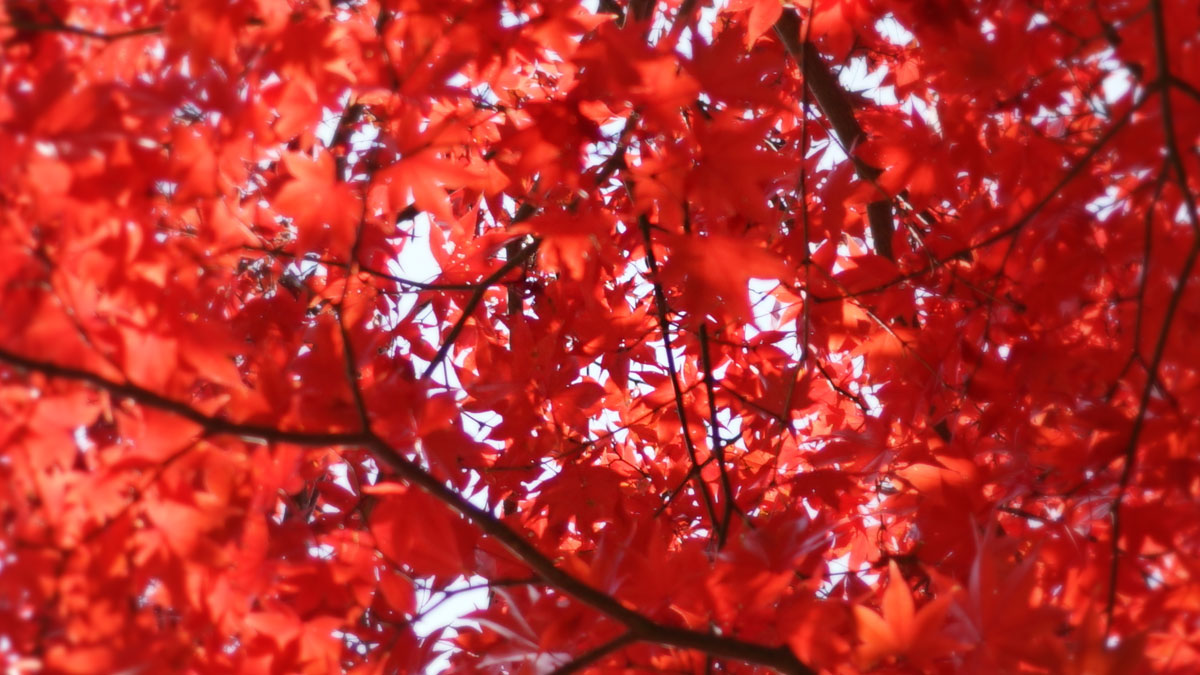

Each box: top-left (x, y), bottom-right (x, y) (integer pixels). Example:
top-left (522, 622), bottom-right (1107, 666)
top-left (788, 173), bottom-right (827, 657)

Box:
top-left (853, 562), bottom-right (958, 668)
top-left (727, 0), bottom-right (786, 48)
top-left (273, 149), bottom-right (361, 255)
top-left (687, 111), bottom-right (796, 222)
top-left (369, 488), bottom-right (475, 579)
top-left (660, 233), bottom-right (788, 325)
top-left (1, 0), bottom-right (1195, 672)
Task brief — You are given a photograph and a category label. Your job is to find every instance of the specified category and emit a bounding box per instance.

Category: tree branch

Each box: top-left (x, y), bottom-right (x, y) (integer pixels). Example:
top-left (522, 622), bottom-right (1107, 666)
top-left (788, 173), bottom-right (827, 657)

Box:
top-left (638, 215), bottom-right (723, 544)
top-left (698, 321), bottom-right (739, 543)
top-left (1105, 0), bottom-right (1200, 634)
top-left (680, 204), bottom-right (739, 544)
top-left (420, 236), bottom-right (541, 381)
top-left (549, 632), bottom-right (638, 675)
top-left (0, 348), bottom-right (814, 674)
top-left (774, 10), bottom-right (894, 259)
top-left (3, 21), bottom-right (163, 41)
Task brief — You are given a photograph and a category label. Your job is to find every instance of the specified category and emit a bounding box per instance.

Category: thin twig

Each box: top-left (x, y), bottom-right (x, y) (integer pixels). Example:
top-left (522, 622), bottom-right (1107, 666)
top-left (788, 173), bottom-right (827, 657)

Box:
top-left (420, 237), bottom-right (541, 381)
top-left (804, 93), bottom-right (1148, 305)
top-left (684, 206), bottom-right (739, 546)
top-left (638, 215), bottom-right (722, 544)
top-left (1105, 0), bottom-right (1200, 634)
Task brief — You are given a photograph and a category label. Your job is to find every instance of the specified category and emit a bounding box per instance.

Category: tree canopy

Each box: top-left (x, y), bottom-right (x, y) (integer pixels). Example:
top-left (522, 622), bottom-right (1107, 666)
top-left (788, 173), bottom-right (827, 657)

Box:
top-left (2, 0), bottom-right (1199, 672)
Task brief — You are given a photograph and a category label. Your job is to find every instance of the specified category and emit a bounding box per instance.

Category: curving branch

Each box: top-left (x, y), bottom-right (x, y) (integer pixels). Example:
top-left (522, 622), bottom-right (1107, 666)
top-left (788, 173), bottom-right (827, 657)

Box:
top-left (0, 347), bottom-right (814, 675)
top-left (549, 631), bottom-right (638, 675)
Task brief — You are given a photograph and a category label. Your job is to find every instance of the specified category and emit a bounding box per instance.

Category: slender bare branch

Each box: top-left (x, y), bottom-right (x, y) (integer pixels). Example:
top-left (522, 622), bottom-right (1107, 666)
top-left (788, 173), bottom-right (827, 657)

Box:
top-left (421, 237), bottom-right (541, 381)
top-left (1105, 0), bottom-right (1200, 634)
top-left (638, 215), bottom-right (723, 544)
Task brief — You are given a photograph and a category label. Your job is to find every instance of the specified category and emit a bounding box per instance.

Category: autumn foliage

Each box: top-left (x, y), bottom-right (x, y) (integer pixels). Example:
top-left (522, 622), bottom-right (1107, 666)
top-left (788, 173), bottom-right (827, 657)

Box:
top-left (2, 0), bottom-right (1200, 672)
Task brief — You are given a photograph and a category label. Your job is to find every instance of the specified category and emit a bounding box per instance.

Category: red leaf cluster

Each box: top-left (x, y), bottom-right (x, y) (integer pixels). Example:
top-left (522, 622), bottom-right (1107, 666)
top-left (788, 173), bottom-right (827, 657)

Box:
top-left (2, 0), bottom-right (1199, 672)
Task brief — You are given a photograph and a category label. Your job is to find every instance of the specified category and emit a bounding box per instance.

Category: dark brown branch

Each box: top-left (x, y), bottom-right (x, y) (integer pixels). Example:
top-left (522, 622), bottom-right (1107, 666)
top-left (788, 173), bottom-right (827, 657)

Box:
top-left (593, 115), bottom-right (638, 188)
top-left (774, 10), bottom-right (894, 260)
top-left (698, 326), bottom-right (738, 546)
top-left (653, 455), bottom-right (719, 518)
top-left (78, 439), bottom-right (204, 545)
top-left (336, 305), bottom-right (372, 431)
top-left (407, 578), bottom-right (538, 628)
top-left (549, 632), bottom-right (638, 675)
top-left (551, 381), bottom-right (698, 463)
top-left (1106, 0), bottom-right (1200, 634)
top-left (4, 16), bottom-right (268, 43)
top-left (240, 205), bottom-right (423, 290)
top-left (0, 348), bottom-right (363, 447)
top-left (721, 387), bottom-right (790, 428)
top-left (638, 215), bottom-right (722, 543)
top-left (629, 0), bottom-right (655, 23)
top-left (4, 21), bottom-right (163, 41)
top-left (683, 205), bottom-right (738, 546)
top-left (336, 124), bottom-right (376, 434)
top-left (795, 10), bottom-right (816, 366)
top-left (242, 242), bottom-right (505, 294)
top-left (1105, 238), bottom-right (1199, 631)
top-left (1168, 75), bottom-right (1200, 104)
top-left (0, 348), bottom-right (815, 674)
top-left (967, 98), bottom-right (1140, 251)
top-left (1150, 25), bottom-right (1200, 237)
top-left (1105, 166), bottom-right (1169, 403)
top-left (666, 0), bottom-right (702, 42)
top-left (420, 237), bottom-right (541, 380)
top-left (814, 360), bottom-right (870, 414)
top-left (773, 15), bottom-right (1147, 303)
top-left (800, 92), bottom-right (1148, 306)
